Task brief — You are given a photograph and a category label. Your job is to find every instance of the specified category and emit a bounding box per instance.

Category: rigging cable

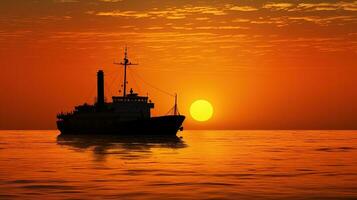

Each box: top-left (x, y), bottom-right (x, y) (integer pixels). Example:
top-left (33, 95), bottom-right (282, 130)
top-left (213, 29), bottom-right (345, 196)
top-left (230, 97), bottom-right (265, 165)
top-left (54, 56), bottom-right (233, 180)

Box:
top-left (105, 70), bottom-right (120, 98)
top-left (129, 69), bottom-right (175, 98)
top-left (129, 69), bottom-right (180, 116)
top-left (128, 68), bottom-right (142, 95)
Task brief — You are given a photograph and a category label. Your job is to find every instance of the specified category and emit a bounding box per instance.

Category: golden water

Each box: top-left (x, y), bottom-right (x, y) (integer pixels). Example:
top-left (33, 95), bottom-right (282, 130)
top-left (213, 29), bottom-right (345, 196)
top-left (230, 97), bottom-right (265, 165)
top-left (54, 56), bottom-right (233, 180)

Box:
top-left (0, 130), bottom-right (356, 199)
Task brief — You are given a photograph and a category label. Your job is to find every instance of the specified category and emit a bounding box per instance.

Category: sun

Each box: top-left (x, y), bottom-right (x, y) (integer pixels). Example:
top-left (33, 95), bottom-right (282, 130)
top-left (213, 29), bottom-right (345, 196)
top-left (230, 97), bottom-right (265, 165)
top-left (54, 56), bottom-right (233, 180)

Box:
top-left (190, 100), bottom-right (214, 122)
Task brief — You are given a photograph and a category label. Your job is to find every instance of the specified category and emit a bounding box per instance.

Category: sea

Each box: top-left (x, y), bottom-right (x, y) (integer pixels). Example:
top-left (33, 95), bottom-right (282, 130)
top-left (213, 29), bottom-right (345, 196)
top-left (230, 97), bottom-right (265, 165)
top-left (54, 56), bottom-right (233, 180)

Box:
top-left (0, 130), bottom-right (356, 200)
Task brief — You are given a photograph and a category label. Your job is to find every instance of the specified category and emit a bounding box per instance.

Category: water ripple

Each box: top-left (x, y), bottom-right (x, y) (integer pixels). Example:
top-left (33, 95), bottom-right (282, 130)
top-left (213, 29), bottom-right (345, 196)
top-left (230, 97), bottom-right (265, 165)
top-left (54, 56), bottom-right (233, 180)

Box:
top-left (0, 130), bottom-right (356, 199)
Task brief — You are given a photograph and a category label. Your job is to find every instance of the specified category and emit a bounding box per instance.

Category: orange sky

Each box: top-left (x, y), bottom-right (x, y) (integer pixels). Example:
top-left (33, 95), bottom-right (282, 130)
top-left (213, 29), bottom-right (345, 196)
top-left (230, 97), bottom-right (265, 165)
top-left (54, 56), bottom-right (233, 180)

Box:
top-left (0, 0), bottom-right (356, 129)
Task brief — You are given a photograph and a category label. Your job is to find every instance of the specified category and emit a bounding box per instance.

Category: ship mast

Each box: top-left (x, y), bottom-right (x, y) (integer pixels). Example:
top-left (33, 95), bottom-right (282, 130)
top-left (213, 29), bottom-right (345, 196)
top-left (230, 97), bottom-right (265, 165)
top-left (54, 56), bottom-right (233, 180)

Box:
top-left (174, 93), bottom-right (178, 116)
top-left (114, 46), bottom-right (138, 97)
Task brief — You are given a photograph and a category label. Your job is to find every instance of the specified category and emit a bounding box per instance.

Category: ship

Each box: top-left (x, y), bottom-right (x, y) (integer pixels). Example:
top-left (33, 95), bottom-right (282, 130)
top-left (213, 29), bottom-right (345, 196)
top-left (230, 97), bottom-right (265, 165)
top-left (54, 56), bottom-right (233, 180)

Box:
top-left (56, 47), bottom-right (185, 135)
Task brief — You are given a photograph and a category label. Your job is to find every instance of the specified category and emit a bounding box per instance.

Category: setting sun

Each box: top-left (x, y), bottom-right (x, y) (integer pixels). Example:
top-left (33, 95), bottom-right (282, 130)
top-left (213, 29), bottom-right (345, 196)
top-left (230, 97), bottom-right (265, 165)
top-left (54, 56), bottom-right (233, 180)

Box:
top-left (190, 100), bottom-right (213, 122)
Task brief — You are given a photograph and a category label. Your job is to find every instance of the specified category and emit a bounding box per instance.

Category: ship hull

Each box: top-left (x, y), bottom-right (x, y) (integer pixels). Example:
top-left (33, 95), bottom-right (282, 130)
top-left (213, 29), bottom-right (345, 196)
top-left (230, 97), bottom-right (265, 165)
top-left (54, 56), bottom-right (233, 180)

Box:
top-left (57, 115), bottom-right (185, 136)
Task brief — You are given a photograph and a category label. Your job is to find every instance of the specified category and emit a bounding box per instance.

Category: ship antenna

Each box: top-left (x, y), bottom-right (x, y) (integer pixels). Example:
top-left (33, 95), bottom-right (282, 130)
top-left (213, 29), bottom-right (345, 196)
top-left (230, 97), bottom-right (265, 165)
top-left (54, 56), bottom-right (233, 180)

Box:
top-left (114, 46), bottom-right (138, 98)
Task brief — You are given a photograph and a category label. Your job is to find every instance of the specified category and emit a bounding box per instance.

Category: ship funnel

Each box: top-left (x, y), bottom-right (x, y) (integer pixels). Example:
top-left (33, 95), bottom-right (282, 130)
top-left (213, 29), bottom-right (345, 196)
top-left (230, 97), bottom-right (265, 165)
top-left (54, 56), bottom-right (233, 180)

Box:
top-left (97, 70), bottom-right (105, 107)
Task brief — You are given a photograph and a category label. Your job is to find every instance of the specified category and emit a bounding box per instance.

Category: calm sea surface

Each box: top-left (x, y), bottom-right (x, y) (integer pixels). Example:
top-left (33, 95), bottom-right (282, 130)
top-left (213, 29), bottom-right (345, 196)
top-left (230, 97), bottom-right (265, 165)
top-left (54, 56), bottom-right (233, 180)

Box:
top-left (0, 130), bottom-right (356, 200)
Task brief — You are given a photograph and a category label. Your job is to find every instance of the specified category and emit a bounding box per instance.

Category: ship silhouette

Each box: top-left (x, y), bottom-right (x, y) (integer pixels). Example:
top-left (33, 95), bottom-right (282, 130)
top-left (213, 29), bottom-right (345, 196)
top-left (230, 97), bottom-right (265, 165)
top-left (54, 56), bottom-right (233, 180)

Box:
top-left (57, 47), bottom-right (185, 135)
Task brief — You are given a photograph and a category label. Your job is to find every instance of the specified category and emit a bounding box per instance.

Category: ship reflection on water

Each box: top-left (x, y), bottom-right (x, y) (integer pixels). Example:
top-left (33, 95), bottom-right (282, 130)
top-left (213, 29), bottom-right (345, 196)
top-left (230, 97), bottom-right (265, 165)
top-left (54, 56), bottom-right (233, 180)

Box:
top-left (57, 134), bottom-right (187, 161)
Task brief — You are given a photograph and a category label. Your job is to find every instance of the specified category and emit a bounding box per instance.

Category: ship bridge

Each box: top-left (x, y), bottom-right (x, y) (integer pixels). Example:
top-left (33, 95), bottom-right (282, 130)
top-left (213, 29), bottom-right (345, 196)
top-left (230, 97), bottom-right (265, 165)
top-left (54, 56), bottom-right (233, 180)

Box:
top-left (111, 88), bottom-right (154, 120)
top-left (112, 89), bottom-right (150, 103)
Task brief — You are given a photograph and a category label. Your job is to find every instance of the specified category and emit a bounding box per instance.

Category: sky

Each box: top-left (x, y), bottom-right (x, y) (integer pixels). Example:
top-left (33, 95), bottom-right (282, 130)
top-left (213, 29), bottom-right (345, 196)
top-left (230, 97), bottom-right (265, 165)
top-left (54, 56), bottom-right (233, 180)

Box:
top-left (0, 0), bottom-right (356, 130)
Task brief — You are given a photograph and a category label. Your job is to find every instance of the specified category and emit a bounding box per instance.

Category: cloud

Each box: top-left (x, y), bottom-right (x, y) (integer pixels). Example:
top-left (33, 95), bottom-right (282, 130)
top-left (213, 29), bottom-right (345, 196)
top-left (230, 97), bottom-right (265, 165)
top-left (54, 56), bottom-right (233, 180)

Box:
top-left (289, 15), bottom-right (356, 25)
top-left (171, 26), bottom-right (193, 30)
top-left (97, 11), bottom-right (150, 18)
top-left (263, 3), bottom-right (294, 10)
top-left (165, 15), bottom-right (186, 19)
top-left (297, 3), bottom-right (338, 11)
top-left (296, 2), bottom-right (357, 12)
top-left (250, 17), bottom-right (288, 27)
top-left (54, 0), bottom-right (79, 3)
top-left (260, 2), bottom-right (357, 12)
top-left (229, 6), bottom-right (258, 11)
top-left (196, 17), bottom-right (210, 21)
top-left (146, 26), bottom-right (164, 30)
top-left (232, 18), bottom-right (250, 23)
top-left (342, 1), bottom-right (357, 11)
top-left (98, 0), bottom-right (123, 2)
top-left (183, 6), bottom-right (226, 15)
top-left (95, 6), bottom-right (227, 19)
top-left (196, 26), bottom-right (249, 30)
top-left (0, 30), bottom-right (32, 39)
top-left (39, 15), bottom-right (73, 20)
